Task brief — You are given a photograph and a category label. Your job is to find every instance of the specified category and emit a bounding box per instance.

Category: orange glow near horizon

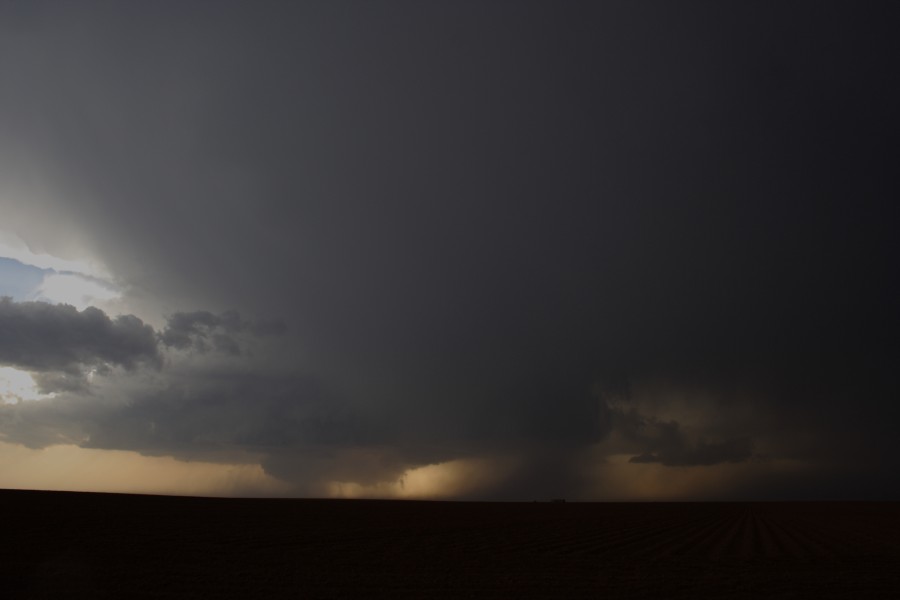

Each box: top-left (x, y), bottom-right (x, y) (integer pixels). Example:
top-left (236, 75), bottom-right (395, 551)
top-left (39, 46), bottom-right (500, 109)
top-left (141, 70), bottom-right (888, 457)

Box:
top-left (325, 457), bottom-right (518, 500)
top-left (0, 441), bottom-right (291, 497)
top-left (0, 441), bottom-right (813, 501)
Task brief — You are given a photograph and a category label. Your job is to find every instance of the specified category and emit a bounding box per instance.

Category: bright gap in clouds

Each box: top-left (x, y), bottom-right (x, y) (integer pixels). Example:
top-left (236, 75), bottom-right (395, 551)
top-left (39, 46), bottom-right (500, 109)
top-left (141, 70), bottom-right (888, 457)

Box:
top-left (0, 232), bottom-right (110, 279)
top-left (0, 442), bottom-right (292, 497)
top-left (0, 366), bottom-right (48, 403)
top-left (35, 272), bottom-right (120, 310)
top-left (326, 458), bottom-right (517, 500)
top-left (0, 232), bottom-right (121, 310)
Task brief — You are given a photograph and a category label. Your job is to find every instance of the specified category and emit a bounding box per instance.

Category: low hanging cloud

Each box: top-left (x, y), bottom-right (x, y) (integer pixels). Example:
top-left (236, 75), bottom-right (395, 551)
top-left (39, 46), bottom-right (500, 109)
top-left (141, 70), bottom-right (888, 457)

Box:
top-left (0, 297), bottom-right (160, 373)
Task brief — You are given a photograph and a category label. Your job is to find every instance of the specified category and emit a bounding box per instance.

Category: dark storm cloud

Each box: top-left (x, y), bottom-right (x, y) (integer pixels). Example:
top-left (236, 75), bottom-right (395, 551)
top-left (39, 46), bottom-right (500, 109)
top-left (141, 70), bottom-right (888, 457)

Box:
top-left (80, 372), bottom-right (359, 452)
top-left (0, 2), bottom-right (898, 498)
top-left (0, 357), bottom-right (402, 490)
top-left (0, 297), bottom-right (159, 373)
top-left (0, 297), bottom-right (283, 388)
top-left (0, 258), bottom-right (47, 300)
top-left (31, 371), bottom-right (93, 395)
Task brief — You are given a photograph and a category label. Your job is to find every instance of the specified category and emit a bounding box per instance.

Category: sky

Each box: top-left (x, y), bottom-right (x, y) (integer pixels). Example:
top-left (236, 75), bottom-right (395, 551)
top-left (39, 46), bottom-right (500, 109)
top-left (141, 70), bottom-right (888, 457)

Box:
top-left (0, 1), bottom-right (897, 500)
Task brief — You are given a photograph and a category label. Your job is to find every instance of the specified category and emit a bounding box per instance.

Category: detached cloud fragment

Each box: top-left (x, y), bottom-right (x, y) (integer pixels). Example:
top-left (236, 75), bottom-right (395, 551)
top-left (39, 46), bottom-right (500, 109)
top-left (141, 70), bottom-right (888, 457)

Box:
top-left (160, 310), bottom-right (285, 355)
top-left (0, 297), bottom-right (159, 374)
top-left (0, 251), bottom-right (122, 310)
top-left (628, 437), bottom-right (754, 467)
top-left (614, 406), bottom-right (754, 467)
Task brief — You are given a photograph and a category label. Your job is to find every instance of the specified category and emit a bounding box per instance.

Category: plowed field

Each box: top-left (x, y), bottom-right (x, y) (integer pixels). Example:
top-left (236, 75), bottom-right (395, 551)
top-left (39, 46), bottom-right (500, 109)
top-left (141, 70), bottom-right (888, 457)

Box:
top-left (2, 490), bottom-right (898, 598)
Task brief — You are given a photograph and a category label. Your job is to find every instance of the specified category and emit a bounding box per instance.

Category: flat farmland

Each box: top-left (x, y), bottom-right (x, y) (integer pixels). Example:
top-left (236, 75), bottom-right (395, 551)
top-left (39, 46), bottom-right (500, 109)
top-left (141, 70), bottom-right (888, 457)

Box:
top-left (2, 490), bottom-right (898, 599)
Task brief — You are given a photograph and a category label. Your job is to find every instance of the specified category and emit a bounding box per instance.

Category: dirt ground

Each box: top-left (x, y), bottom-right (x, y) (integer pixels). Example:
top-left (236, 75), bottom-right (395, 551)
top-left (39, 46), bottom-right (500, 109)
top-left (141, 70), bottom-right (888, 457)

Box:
top-left (1, 490), bottom-right (898, 598)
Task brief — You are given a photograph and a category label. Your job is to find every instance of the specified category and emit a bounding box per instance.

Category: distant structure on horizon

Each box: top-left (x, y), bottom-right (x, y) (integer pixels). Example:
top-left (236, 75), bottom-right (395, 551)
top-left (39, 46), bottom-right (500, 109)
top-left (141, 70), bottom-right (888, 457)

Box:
top-left (551, 498), bottom-right (566, 503)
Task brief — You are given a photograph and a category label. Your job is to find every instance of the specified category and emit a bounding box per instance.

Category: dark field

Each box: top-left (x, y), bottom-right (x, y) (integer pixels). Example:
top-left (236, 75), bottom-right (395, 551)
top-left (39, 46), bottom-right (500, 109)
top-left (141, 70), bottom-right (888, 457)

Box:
top-left (2, 490), bottom-right (898, 599)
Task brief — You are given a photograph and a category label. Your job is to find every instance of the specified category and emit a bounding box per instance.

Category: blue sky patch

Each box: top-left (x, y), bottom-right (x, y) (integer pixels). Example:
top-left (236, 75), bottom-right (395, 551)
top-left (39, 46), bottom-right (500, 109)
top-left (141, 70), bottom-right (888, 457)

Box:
top-left (0, 257), bottom-right (49, 301)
